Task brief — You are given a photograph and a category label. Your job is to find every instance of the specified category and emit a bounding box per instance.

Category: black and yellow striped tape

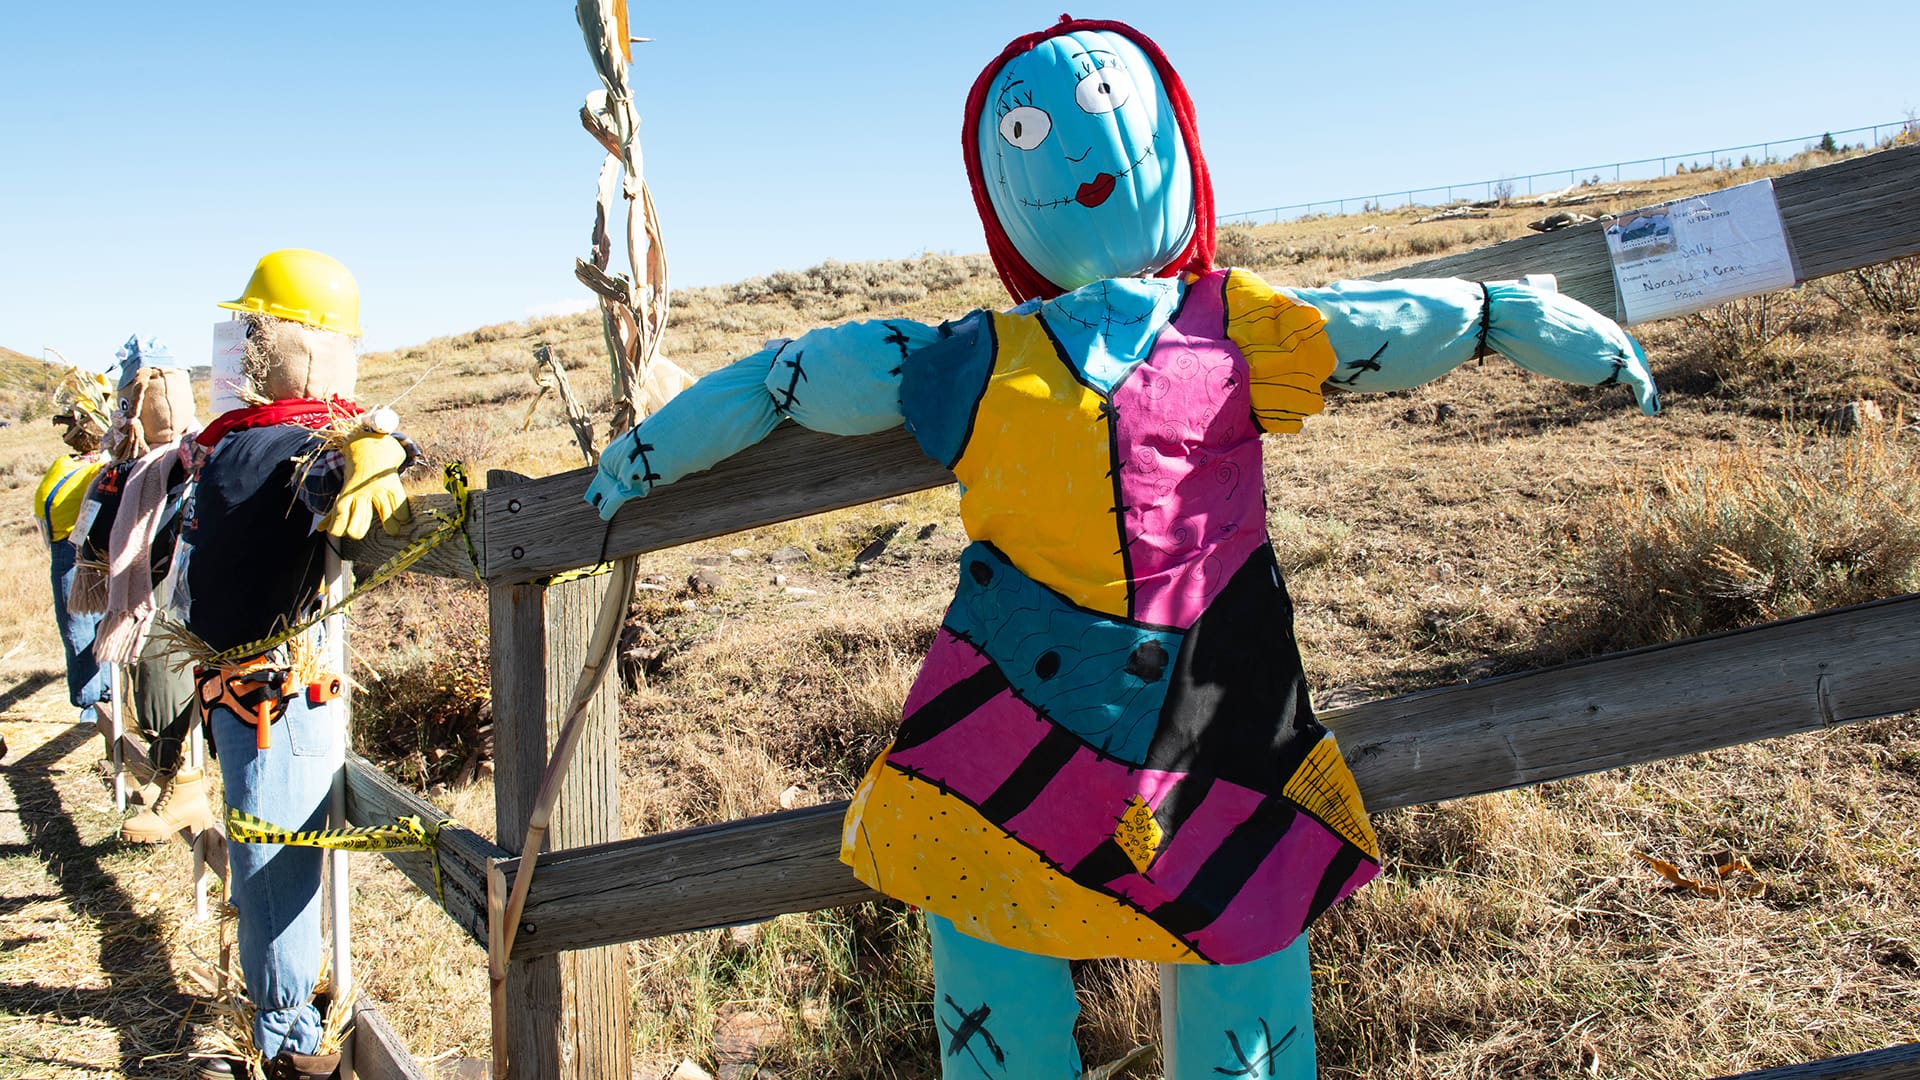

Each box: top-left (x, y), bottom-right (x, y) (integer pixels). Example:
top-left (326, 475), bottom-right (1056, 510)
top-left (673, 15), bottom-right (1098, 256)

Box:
top-left (226, 806), bottom-right (457, 904)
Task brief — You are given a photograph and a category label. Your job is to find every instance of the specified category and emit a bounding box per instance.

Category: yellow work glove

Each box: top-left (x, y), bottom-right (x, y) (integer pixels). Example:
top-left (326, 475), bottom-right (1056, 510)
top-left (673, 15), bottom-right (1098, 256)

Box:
top-left (318, 431), bottom-right (412, 540)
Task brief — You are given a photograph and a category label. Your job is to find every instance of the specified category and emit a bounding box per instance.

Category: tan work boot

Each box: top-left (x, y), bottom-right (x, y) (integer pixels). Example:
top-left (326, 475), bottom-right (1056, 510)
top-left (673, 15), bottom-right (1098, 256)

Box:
top-left (121, 767), bottom-right (217, 844)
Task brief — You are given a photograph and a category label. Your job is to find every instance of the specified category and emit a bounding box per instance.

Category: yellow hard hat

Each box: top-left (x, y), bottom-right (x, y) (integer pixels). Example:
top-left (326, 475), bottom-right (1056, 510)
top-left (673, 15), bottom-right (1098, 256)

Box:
top-left (218, 249), bottom-right (362, 337)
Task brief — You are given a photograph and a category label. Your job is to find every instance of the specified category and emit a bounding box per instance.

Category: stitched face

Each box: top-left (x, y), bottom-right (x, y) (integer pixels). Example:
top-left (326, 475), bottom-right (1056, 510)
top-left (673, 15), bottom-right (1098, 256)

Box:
top-left (974, 29), bottom-right (1195, 293)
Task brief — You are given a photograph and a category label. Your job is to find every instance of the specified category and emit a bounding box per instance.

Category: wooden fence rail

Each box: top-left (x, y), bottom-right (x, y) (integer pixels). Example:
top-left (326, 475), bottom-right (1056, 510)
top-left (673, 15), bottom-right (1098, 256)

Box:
top-left (330, 143), bottom-right (1920, 1078)
top-left (344, 592), bottom-right (1920, 960)
top-left (405, 144), bottom-right (1920, 588)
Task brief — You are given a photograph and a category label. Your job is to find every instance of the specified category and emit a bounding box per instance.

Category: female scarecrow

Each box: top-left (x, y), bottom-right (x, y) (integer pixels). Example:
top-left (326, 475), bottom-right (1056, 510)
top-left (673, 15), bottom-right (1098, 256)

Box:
top-left (70, 338), bottom-right (207, 842)
top-left (587, 17), bottom-right (1657, 1078)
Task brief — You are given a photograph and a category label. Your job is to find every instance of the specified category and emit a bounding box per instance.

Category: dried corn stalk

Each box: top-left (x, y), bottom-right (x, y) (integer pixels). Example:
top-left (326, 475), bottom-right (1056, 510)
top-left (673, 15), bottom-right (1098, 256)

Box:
top-left (575, 0), bottom-right (670, 438)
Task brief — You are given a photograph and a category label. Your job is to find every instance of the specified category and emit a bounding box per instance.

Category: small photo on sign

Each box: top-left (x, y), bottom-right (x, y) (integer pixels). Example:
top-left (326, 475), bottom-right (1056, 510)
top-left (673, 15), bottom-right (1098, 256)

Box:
top-left (1605, 209), bottom-right (1676, 263)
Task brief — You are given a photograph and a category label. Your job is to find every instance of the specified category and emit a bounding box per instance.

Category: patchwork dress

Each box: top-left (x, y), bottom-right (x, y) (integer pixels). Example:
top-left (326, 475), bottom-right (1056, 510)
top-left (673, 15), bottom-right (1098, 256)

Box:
top-left (841, 267), bottom-right (1379, 966)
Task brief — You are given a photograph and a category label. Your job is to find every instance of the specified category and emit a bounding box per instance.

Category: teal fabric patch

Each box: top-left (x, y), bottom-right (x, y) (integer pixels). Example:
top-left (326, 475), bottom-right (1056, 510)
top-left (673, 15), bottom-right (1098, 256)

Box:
top-left (1039, 276), bottom-right (1181, 395)
top-left (901, 311), bottom-right (995, 468)
top-left (943, 542), bottom-right (1181, 765)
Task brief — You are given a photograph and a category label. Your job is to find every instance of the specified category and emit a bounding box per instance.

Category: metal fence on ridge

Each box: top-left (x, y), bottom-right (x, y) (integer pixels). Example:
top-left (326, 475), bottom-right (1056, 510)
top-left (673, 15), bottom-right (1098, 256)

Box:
top-left (1219, 119), bottom-right (1919, 225)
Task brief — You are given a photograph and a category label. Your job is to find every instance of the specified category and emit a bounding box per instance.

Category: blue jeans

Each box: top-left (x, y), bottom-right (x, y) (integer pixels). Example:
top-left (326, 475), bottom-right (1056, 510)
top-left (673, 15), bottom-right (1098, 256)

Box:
top-left (209, 693), bottom-right (341, 1059)
top-left (927, 914), bottom-right (1316, 1079)
top-left (49, 541), bottom-right (109, 708)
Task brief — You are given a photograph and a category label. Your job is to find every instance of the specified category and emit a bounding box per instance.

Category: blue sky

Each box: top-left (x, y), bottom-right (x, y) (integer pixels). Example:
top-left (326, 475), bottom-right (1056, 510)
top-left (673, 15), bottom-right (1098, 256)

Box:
top-left (1, 1), bottom-right (1913, 367)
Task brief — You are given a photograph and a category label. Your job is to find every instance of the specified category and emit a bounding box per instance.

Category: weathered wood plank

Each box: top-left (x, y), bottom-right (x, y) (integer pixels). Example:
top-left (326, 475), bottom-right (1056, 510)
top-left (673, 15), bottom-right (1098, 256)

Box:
top-left (1711, 1042), bottom-right (1920, 1080)
top-left (481, 423), bottom-right (951, 584)
top-left (499, 593), bottom-right (1920, 957)
top-left (340, 489), bottom-right (484, 582)
top-left (1335, 592), bottom-right (1920, 812)
top-left (477, 146), bottom-right (1920, 583)
top-left (486, 483), bottom-right (631, 1080)
top-left (1380, 142), bottom-right (1920, 323)
top-left (341, 753), bottom-right (502, 948)
top-left (504, 803), bottom-right (876, 957)
top-left (351, 1006), bottom-right (431, 1080)
top-left (1365, 222), bottom-right (1621, 316)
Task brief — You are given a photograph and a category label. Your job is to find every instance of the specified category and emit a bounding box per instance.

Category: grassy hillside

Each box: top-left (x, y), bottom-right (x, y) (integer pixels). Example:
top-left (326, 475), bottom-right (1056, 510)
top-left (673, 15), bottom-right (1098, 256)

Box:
top-left (1, 148), bottom-right (1915, 1078)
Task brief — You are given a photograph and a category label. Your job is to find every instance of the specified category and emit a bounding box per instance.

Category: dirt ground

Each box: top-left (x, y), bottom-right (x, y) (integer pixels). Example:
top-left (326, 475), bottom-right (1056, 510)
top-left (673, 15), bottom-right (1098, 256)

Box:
top-left (0, 671), bottom-right (210, 1080)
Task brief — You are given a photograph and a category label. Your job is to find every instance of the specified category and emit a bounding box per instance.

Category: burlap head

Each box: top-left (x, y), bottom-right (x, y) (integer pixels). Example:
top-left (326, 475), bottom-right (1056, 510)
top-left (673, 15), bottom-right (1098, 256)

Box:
top-left (111, 367), bottom-right (200, 458)
top-left (243, 314), bottom-right (358, 402)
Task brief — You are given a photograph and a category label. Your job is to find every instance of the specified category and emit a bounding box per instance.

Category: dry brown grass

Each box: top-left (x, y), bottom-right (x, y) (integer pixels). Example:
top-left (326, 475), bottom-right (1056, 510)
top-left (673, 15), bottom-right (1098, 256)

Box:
top-left (3, 151), bottom-right (1918, 1078)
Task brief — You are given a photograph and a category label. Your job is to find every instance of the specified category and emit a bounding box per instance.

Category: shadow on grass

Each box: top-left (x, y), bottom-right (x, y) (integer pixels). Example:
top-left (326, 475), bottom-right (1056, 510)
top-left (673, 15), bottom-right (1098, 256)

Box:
top-left (1, 720), bottom-right (197, 1078)
top-left (0, 670), bottom-right (59, 716)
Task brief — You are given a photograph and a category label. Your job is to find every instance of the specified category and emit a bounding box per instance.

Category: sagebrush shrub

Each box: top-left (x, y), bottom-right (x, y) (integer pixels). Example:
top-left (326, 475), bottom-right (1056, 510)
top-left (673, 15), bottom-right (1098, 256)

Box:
top-left (1572, 418), bottom-right (1920, 649)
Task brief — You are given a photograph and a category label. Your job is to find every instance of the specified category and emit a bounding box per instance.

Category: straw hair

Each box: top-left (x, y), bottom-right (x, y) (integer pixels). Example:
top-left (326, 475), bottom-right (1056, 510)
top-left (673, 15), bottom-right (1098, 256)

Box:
top-left (241, 313), bottom-right (358, 404)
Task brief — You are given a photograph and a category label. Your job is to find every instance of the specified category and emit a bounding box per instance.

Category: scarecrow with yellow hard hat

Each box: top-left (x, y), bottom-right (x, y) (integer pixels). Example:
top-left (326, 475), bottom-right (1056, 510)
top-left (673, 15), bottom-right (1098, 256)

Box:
top-left (174, 249), bottom-right (412, 1080)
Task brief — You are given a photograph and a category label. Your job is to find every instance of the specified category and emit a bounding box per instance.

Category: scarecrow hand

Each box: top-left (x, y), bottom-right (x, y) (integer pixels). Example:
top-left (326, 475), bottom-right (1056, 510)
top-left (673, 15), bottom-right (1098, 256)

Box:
top-left (319, 431), bottom-right (411, 539)
top-left (1288, 278), bottom-right (1660, 415)
top-left (1486, 284), bottom-right (1660, 416)
top-left (588, 349), bottom-right (785, 520)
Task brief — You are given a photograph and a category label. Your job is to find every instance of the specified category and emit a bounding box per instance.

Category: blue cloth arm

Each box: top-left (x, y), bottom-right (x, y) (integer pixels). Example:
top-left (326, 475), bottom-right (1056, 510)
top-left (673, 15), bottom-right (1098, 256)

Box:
top-left (585, 319), bottom-right (947, 520)
top-left (764, 318), bottom-right (944, 436)
top-left (586, 349), bottom-right (783, 520)
top-left (1283, 279), bottom-right (1660, 415)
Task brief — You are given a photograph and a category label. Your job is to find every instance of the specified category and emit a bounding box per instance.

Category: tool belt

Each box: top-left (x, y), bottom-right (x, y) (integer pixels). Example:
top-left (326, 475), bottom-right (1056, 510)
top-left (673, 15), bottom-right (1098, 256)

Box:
top-left (195, 656), bottom-right (343, 751)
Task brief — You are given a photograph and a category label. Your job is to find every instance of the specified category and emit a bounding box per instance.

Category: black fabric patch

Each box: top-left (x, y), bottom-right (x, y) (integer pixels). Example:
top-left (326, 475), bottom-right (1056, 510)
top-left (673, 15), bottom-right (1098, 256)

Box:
top-left (1144, 544), bottom-right (1320, 804)
top-left (976, 726), bottom-right (1082, 825)
top-left (892, 663), bottom-right (1009, 754)
top-left (1303, 844), bottom-right (1369, 929)
top-left (1149, 797), bottom-right (1299, 937)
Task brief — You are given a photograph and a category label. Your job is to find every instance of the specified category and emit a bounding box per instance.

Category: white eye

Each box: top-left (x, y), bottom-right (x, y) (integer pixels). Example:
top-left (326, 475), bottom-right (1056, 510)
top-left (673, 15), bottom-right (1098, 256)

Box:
top-left (1075, 64), bottom-right (1135, 113)
top-left (998, 106), bottom-right (1051, 150)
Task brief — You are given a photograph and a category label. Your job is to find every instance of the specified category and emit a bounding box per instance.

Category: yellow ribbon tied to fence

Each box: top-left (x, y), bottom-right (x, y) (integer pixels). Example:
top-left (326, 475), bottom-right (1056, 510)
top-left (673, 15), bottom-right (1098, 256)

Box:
top-left (226, 807), bottom-right (458, 905)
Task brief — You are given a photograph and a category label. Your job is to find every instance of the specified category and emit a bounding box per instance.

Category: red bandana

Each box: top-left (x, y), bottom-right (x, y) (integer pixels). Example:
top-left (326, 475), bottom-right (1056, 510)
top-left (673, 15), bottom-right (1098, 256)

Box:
top-left (195, 397), bottom-right (363, 448)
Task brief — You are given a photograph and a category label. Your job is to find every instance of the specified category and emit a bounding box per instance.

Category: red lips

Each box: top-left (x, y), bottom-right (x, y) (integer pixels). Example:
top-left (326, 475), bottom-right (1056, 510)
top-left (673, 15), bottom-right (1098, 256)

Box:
top-left (1075, 172), bottom-right (1117, 208)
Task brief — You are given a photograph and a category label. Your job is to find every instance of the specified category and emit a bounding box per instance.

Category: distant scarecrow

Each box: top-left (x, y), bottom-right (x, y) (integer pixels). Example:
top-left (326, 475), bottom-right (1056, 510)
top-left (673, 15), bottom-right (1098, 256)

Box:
top-left (587, 17), bottom-right (1657, 1078)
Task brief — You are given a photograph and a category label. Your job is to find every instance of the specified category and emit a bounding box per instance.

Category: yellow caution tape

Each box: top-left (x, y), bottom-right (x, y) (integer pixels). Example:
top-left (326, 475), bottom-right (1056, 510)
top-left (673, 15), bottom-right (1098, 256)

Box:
top-left (540, 561), bottom-right (616, 586)
top-left (226, 806), bottom-right (457, 905)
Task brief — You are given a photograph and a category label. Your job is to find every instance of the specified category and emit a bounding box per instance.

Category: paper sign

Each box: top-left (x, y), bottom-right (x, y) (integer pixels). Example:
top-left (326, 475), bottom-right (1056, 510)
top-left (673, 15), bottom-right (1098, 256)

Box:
top-left (1605, 178), bottom-right (1798, 325)
top-left (210, 319), bottom-right (250, 415)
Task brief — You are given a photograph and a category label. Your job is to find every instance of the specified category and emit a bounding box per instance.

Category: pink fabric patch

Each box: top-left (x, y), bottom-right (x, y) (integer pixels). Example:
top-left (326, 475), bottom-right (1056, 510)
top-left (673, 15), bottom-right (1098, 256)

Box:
top-left (1187, 815), bottom-right (1371, 964)
top-left (901, 628), bottom-right (993, 716)
top-left (1003, 750), bottom-right (1166, 870)
top-left (885, 687), bottom-right (1051, 804)
top-left (1122, 780), bottom-right (1267, 899)
top-left (1113, 271), bottom-right (1266, 627)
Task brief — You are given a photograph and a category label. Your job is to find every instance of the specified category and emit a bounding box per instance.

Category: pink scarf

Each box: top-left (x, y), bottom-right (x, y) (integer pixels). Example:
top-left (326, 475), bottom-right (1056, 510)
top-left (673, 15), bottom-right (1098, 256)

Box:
top-left (92, 443), bottom-right (181, 665)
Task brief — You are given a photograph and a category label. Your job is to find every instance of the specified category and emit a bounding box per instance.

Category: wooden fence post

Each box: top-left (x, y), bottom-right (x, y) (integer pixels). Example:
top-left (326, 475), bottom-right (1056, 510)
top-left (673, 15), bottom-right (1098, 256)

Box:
top-left (488, 472), bottom-right (631, 1080)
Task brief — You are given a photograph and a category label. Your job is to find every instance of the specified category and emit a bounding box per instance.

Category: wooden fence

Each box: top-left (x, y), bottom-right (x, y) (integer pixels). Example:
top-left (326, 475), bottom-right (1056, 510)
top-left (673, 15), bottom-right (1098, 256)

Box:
top-left (333, 143), bottom-right (1920, 1078)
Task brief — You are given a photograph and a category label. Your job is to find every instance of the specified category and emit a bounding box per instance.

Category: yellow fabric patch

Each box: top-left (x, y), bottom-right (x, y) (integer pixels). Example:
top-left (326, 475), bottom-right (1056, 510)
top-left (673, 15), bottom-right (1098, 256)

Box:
top-left (1282, 733), bottom-right (1380, 858)
top-left (33, 456), bottom-right (101, 542)
top-left (842, 755), bottom-right (1201, 963)
top-left (1223, 269), bottom-right (1338, 434)
top-left (950, 311), bottom-right (1129, 618)
top-left (1113, 795), bottom-right (1163, 873)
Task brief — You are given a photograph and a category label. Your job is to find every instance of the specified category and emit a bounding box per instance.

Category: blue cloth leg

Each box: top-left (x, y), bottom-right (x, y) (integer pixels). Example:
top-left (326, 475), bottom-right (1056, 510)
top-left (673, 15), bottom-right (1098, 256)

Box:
top-left (49, 541), bottom-right (108, 708)
top-left (1163, 937), bottom-right (1315, 1080)
top-left (927, 914), bottom-right (1084, 1080)
top-left (209, 694), bottom-right (340, 1059)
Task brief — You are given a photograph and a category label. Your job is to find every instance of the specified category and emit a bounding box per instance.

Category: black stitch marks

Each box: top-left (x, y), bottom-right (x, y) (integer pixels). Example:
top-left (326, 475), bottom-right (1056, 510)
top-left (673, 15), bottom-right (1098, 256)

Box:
top-left (1327, 341), bottom-right (1388, 387)
top-left (943, 994), bottom-right (1008, 1076)
top-left (773, 344), bottom-right (808, 412)
top-left (1214, 1019), bottom-right (1297, 1077)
